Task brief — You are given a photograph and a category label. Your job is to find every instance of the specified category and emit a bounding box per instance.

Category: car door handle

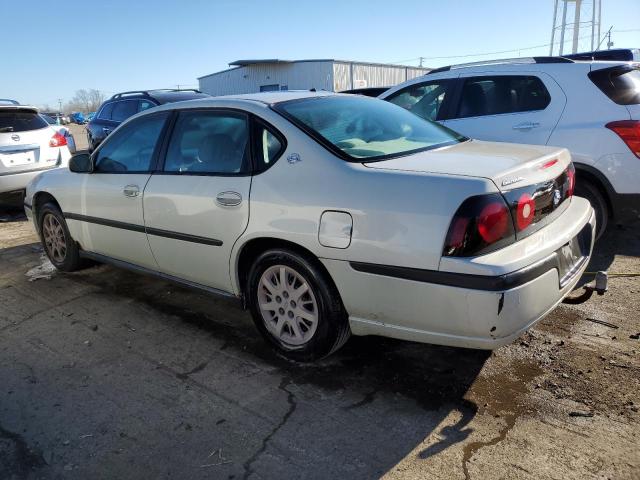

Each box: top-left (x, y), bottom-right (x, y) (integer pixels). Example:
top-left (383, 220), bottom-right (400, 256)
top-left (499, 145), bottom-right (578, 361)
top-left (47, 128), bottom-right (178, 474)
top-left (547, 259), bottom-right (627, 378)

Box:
top-left (123, 185), bottom-right (140, 197)
top-left (102, 127), bottom-right (111, 134)
top-left (216, 191), bottom-right (242, 207)
top-left (512, 122), bottom-right (541, 130)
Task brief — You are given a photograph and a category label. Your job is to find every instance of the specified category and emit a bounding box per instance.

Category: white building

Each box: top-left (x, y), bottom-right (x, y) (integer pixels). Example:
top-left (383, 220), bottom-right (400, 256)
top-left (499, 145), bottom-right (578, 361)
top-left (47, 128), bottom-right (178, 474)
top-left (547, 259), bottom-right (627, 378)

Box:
top-left (198, 59), bottom-right (430, 96)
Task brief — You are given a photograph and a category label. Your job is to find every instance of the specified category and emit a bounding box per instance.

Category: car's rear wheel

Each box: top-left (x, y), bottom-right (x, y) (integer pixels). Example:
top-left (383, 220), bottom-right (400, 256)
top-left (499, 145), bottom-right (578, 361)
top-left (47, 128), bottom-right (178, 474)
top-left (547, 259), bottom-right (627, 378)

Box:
top-left (246, 249), bottom-right (350, 361)
top-left (39, 203), bottom-right (83, 271)
top-left (575, 179), bottom-right (608, 240)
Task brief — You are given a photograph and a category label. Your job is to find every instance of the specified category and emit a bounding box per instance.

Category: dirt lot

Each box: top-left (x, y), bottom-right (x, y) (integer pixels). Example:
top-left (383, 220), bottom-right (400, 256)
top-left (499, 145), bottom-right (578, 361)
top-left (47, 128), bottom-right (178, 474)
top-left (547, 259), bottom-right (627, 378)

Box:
top-left (0, 206), bottom-right (638, 479)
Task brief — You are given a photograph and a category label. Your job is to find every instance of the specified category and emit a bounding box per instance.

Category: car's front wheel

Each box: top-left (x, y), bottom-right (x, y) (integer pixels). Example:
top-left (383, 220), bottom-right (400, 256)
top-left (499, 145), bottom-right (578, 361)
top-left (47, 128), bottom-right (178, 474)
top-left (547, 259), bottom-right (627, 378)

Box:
top-left (246, 249), bottom-right (350, 361)
top-left (38, 203), bottom-right (83, 272)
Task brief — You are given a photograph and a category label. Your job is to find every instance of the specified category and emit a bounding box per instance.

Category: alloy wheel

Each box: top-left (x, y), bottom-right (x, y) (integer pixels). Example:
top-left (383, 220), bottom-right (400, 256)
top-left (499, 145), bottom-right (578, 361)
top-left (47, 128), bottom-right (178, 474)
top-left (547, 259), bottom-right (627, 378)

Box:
top-left (257, 265), bottom-right (319, 347)
top-left (42, 213), bottom-right (67, 263)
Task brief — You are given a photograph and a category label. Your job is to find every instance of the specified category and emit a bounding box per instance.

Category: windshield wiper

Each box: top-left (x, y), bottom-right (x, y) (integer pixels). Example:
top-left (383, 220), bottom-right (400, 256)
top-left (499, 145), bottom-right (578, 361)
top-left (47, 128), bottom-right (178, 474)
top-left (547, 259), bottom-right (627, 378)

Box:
top-left (0, 127), bottom-right (14, 133)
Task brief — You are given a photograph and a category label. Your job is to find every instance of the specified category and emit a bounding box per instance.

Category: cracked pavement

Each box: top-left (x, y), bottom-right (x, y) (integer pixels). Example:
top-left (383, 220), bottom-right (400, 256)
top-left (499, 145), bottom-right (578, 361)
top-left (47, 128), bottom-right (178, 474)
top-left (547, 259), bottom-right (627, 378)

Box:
top-left (0, 207), bottom-right (638, 479)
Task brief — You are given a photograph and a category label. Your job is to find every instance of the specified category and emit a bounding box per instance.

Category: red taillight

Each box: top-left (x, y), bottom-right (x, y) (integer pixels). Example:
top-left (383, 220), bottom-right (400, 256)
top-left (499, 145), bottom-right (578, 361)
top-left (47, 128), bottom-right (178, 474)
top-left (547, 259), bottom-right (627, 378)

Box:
top-left (540, 159), bottom-right (559, 169)
top-left (566, 162), bottom-right (575, 197)
top-left (477, 202), bottom-right (510, 243)
top-left (49, 131), bottom-right (67, 147)
top-left (443, 194), bottom-right (515, 257)
top-left (515, 193), bottom-right (536, 231)
top-left (606, 120), bottom-right (640, 158)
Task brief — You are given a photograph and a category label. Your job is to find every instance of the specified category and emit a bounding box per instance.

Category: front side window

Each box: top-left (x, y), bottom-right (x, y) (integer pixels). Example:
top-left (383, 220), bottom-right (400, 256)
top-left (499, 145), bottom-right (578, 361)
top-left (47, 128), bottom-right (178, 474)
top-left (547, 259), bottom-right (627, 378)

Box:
top-left (94, 112), bottom-right (168, 173)
top-left (276, 96), bottom-right (465, 161)
top-left (164, 110), bottom-right (249, 174)
top-left (457, 75), bottom-right (551, 118)
top-left (386, 81), bottom-right (451, 121)
top-left (111, 100), bottom-right (139, 122)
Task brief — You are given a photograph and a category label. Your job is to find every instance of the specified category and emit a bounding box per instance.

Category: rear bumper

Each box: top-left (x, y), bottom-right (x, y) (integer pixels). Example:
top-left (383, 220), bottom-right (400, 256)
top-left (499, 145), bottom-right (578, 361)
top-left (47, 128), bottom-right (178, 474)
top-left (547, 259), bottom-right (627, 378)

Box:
top-left (0, 166), bottom-right (59, 195)
top-left (322, 199), bottom-right (596, 350)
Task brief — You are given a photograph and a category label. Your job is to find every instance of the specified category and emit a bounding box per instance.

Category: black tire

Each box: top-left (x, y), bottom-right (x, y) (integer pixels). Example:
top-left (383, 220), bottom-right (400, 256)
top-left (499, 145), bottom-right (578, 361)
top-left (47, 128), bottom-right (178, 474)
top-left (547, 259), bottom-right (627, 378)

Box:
top-left (246, 249), bottom-right (350, 362)
top-left (575, 179), bottom-right (608, 240)
top-left (38, 202), bottom-right (83, 272)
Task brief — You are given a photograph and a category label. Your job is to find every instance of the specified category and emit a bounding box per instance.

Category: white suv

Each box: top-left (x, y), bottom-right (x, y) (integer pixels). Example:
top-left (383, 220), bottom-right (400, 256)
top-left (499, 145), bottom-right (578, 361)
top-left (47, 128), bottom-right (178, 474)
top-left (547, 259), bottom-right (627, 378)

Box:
top-left (1, 102), bottom-right (72, 197)
top-left (380, 57), bottom-right (640, 238)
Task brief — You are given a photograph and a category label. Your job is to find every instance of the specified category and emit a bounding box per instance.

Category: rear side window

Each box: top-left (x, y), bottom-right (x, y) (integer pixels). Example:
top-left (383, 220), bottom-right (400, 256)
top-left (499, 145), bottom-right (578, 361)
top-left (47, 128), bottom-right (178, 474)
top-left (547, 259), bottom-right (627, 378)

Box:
top-left (111, 100), bottom-right (139, 122)
top-left (457, 75), bottom-right (551, 118)
top-left (589, 65), bottom-right (640, 105)
top-left (0, 110), bottom-right (48, 132)
top-left (97, 103), bottom-right (114, 120)
top-left (253, 120), bottom-right (285, 172)
top-left (386, 81), bottom-right (452, 121)
top-left (139, 100), bottom-right (156, 112)
top-left (164, 110), bottom-right (250, 174)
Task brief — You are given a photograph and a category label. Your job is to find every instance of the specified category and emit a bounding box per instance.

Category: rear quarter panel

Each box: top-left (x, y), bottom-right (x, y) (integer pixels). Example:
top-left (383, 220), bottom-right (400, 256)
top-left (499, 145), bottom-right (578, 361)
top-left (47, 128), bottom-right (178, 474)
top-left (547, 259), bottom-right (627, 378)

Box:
top-left (230, 104), bottom-right (497, 292)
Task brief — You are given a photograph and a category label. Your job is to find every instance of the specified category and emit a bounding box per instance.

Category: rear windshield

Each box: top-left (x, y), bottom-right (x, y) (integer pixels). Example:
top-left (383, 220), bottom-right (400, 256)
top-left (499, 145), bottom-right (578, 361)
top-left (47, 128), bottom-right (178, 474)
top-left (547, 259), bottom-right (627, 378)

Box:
top-left (0, 110), bottom-right (48, 132)
top-left (589, 65), bottom-right (640, 105)
top-left (275, 96), bottom-right (466, 161)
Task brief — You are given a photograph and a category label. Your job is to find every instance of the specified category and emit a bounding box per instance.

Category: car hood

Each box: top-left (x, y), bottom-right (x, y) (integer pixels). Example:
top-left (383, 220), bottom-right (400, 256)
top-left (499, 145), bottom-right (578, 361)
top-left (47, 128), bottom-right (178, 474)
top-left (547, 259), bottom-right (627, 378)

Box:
top-left (364, 139), bottom-right (572, 191)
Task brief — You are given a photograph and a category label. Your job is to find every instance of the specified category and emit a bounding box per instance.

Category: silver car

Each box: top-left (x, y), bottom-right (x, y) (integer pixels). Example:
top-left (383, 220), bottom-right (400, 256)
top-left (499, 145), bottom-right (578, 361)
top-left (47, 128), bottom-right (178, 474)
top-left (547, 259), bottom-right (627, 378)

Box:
top-left (25, 92), bottom-right (595, 360)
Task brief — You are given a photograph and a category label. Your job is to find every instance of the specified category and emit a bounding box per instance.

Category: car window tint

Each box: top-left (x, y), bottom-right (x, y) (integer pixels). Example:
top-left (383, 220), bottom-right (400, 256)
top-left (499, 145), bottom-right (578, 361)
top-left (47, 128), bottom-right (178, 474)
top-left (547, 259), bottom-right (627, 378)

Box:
top-left (94, 113), bottom-right (168, 173)
top-left (97, 103), bottom-right (114, 120)
top-left (139, 100), bottom-right (155, 112)
top-left (589, 65), bottom-right (640, 105)
top-left (386, 82), bottom-right (450, 121)
top-left (0, 110), bottom-right (48, 132)
top-left (457, 75), bottom-right (551, 118)
top-left (164, 111), bottom-right (249, 174)
top-left (111, 100), bottom-right (139, 122)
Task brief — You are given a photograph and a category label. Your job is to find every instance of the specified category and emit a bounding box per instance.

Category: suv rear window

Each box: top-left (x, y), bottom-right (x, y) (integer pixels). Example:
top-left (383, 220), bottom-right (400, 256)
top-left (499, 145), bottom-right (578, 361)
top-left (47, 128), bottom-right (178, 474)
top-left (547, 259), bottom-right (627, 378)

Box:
top-left (0, 110), bottom-right (48, 132)
top-left (589, 65), bottom-right (640, 105)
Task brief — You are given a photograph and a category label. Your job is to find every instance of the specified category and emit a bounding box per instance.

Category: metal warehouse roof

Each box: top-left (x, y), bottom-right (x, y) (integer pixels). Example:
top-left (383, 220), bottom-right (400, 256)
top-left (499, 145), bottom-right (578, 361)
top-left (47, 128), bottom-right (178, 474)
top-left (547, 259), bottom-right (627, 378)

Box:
top-left (198, 59), bottom-right (431, 80)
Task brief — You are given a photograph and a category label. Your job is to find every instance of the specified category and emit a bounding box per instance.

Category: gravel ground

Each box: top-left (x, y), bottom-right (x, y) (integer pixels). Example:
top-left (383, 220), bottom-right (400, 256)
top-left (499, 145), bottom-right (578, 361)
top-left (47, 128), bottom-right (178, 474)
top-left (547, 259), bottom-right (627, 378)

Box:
top-left (0, 206), bottom-right (638, 479)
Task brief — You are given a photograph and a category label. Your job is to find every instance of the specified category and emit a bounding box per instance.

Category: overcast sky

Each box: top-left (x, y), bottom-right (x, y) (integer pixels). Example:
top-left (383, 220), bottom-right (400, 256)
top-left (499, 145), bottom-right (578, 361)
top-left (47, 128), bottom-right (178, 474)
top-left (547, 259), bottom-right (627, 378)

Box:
top-left (3, 0), bottom-right (639, 107)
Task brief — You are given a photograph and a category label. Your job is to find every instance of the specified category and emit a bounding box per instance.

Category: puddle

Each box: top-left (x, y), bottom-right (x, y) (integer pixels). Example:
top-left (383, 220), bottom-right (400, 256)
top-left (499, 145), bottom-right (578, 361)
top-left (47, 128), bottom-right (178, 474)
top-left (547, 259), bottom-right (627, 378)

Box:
top-left (25, 254), bottom-right (56, 282)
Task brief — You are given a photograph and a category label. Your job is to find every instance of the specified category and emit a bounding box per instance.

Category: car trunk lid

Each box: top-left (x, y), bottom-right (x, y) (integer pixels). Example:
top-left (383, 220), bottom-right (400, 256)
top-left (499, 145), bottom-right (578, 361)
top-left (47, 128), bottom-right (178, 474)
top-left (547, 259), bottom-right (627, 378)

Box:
top-left (363, 139), bottom-right (572, 191)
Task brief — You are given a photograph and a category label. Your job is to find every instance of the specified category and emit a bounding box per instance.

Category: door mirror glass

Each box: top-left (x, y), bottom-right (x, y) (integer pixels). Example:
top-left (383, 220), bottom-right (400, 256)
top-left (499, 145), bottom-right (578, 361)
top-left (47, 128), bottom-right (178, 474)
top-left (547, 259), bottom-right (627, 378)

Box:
top-left (68, 153), bottom-right (92, 173)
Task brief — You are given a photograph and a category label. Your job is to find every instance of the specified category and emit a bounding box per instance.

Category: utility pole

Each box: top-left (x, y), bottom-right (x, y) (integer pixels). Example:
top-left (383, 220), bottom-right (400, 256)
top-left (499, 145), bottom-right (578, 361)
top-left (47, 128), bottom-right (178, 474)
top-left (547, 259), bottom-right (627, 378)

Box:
top-left (607, 29), bottom-right (613, 49)
top-left (58, 98), bottom-right (62, 113)
top-left (418, 57), bottom-right (424, 68)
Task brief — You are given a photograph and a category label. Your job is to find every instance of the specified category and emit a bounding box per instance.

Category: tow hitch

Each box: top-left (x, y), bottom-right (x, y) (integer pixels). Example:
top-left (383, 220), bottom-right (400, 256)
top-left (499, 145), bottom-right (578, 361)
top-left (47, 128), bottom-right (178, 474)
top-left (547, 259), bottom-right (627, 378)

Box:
top-left (563, 271), bottom-right (608, 305)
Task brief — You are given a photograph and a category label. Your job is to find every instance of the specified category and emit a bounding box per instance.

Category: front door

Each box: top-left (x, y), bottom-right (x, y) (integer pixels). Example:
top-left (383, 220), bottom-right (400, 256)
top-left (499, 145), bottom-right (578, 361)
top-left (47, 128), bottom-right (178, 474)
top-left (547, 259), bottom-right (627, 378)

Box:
top-left (72, 111), bottom-right (170, 269)
top-left (143, 109), bottom-right (252, 292)
top-left (443, 72), bottom-right (566, 145)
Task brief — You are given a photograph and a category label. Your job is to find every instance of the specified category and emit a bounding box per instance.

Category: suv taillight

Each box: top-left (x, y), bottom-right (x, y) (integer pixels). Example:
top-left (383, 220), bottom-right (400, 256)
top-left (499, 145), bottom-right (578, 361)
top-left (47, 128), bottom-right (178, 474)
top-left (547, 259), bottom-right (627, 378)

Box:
top-left (49, 131), bottom-right (67, 147)
top-left (443, 194), bottom-right (515, 257)
top-left (606, 120), bottom-right (640, 158)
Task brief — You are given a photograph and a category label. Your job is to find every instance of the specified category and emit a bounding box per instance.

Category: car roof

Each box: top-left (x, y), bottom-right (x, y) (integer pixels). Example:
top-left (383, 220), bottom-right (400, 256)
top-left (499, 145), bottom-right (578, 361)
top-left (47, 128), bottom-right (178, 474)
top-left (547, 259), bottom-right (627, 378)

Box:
top-left (216, 90), bottom-right (336, 104)
top-left (0, 105), bottom-right (39, 112)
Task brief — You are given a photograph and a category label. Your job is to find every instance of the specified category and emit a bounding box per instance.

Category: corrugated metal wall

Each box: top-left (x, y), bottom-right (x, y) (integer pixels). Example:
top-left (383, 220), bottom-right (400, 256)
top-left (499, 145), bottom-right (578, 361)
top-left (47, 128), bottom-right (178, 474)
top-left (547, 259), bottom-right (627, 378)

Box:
top-left (199, 61), bottom-right (334, 96)
top-left (199, 61), bottom-right (430, 95)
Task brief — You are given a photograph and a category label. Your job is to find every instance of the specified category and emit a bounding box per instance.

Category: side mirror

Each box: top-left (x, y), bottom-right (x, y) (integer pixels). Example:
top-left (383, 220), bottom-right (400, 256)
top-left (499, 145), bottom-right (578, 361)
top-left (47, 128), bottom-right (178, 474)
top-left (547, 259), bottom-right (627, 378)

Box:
top-left (68, 153), bottom-right (93, 173)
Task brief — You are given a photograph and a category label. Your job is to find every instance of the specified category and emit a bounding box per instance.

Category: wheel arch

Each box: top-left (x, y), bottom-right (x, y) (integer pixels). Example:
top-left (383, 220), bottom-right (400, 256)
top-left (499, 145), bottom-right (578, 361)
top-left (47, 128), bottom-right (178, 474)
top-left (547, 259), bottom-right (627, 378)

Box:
top-left (233, 236), bottom-right (341, 306)
top-left (573, 163), bottom-right (614, 217)
top-left (32, 191), bottom-right (62, 227)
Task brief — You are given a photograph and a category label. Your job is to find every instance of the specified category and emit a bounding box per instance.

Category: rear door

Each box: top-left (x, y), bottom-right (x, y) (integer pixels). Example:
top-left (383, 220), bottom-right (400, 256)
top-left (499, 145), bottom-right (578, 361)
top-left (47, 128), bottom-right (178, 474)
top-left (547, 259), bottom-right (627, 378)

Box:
top-left (443, 72), bottom-right (566, 145)
top-left (0, 108), bottom-right (59, 176)
top-left (71, 111), bottom-right (170, 268)
top-left (142, 109), bottom-right (255, 292)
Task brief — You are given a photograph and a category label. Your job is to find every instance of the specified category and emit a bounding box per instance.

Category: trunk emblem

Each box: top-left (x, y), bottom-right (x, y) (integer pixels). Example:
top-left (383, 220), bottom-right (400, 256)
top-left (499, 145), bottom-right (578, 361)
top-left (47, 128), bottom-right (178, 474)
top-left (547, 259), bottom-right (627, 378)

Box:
top-left (553, 189), bottom-right (562, 206)
top-left (502, 176), bottom-right (524, 186)
top-left (11, 134), bottom-right (20, 142)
